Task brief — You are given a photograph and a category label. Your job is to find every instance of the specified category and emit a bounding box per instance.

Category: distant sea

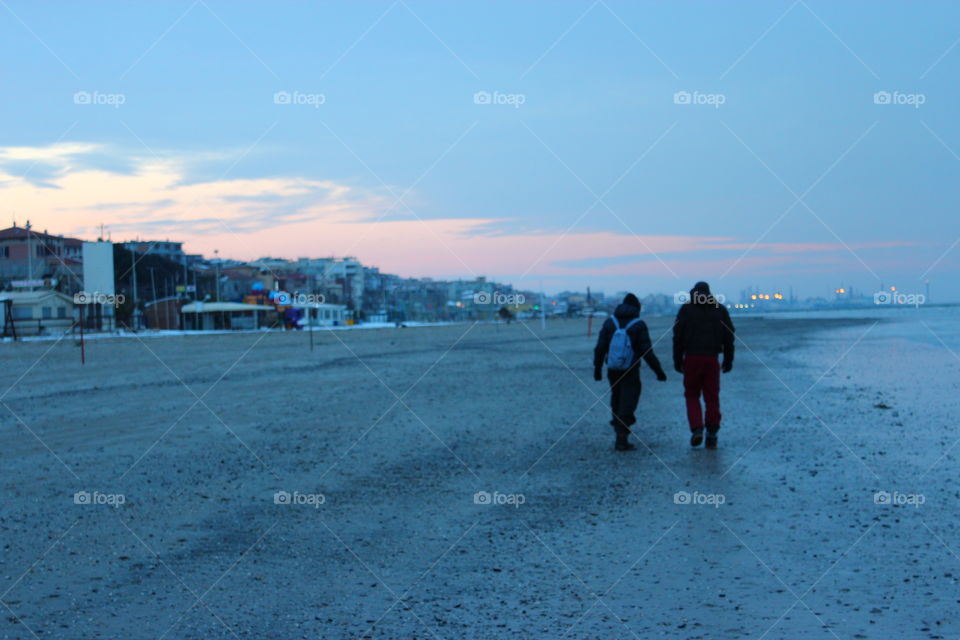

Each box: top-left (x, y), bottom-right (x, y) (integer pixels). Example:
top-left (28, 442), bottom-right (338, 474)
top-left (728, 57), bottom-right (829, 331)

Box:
top-left (743, 305), bottom-right (960, 352)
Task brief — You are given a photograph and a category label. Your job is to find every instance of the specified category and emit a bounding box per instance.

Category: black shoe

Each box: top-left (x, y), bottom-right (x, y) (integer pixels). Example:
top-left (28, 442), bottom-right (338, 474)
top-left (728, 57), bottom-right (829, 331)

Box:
top-left (705, 426), bottom-right (719, 449)
top-left (690, 428), bottom-right (704, 447)
top-left (615, 440), bottom-right (636, 451)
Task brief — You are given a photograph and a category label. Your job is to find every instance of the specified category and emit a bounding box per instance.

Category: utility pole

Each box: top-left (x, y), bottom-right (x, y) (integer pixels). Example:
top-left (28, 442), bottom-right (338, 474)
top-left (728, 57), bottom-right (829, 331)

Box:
top-left (130, 245), bottom-right (140, 330)
top-left (214, 249), bottom-right (222, 330)
top-left (25, 220), bottom-right (33, 288)
top-left (149, 268), bottom-right (158, 330)
top-left (165, 277), bottom-right (173, 330)
top-left (214, 249), bottom-right (221, 301)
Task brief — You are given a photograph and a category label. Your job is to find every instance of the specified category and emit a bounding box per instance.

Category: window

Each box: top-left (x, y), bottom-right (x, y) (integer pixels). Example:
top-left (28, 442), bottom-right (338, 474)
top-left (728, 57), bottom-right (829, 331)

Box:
top-left (12, 307), bottom-right (31, 320)
top-left (0, 247), bottom-right (8, 258)
top-left (57, 307), bottom-right (66, 319)
top-left (42, 306), bottom-right (52, 319)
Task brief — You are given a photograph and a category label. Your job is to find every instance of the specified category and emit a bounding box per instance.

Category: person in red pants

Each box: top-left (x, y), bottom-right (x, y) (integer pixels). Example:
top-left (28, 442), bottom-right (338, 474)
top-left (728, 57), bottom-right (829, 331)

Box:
top-left (672, 282), bottom-right (735, 448)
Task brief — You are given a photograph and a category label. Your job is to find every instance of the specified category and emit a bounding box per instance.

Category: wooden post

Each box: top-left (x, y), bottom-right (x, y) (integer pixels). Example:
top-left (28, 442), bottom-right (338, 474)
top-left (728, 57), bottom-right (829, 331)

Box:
top-left (79, 305), bottom-right (85, 365)
top-left (309, 307), bottom-right (314, 352)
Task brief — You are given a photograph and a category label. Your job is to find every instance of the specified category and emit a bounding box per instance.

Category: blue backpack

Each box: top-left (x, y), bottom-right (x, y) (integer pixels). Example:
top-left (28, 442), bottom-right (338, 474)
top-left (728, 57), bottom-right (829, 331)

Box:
top-left (607, 317), bottom-right (641, 369)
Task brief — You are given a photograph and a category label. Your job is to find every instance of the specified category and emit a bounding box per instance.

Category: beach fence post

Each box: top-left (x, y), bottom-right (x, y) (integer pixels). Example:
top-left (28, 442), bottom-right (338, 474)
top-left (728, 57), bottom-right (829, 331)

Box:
top-left (539, 284), bottom-right (546, 331)
top-left (79, 305), bottom-right (85, 365)
top-left (309, 306), bottom-right (315, 352)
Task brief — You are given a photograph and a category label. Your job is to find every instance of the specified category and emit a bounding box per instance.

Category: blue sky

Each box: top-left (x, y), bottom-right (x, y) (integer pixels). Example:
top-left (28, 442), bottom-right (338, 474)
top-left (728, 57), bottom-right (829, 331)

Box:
top-left (1, 1), bottom-right (958, 300)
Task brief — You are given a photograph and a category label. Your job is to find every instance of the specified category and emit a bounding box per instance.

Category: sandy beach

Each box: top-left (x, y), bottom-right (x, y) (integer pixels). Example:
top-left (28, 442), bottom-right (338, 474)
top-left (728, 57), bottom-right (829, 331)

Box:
top-left (1, 312), bottom-right (958, 639)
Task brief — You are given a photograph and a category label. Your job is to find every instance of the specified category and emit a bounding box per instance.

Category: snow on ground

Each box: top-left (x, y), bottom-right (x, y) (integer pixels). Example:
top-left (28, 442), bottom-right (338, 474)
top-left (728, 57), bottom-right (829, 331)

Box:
top-left (9, 320), bottom-right (465, 343)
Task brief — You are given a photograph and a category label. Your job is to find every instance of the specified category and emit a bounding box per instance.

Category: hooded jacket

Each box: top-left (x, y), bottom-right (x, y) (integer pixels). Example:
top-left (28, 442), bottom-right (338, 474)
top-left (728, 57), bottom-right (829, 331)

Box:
top-left (672, 283), bottom-right (735, 366)
top-left (593, 301), bottom-right (665, 376)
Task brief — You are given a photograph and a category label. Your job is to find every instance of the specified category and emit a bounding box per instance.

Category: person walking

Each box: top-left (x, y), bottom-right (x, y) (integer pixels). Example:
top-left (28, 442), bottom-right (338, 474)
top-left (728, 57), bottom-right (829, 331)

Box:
top-left (672, 282), bottom-right (735, 448)
top-left (594, 293), bottom-right (667, 451)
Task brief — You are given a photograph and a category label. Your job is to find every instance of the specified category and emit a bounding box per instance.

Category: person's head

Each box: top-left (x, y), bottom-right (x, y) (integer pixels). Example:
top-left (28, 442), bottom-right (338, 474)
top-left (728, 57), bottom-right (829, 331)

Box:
top-left (622, 293), bottom-right (641, 310)
top-left (690, 281), bottom-right (712, 305)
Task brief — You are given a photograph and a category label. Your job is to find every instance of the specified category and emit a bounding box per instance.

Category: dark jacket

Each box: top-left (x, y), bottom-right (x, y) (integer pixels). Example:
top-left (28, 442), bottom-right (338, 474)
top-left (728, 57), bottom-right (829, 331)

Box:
top-left (594, 303), bottom-right (665, 375)
top-left (672, 299), bottom-right (735, 366)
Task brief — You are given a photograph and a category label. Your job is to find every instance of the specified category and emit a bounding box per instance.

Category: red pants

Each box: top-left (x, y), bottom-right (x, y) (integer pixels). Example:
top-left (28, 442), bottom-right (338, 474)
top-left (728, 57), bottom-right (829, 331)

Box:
top-left (683, 355), bottom-right (721, 431)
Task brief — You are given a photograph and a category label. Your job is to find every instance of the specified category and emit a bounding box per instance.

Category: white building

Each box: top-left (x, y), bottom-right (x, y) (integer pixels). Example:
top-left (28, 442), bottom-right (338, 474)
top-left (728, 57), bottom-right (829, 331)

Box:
top-left (180, 301), bottom-right (274, 330)
top-left (293, 302), bottom-right (348, 326)
top-left (0, 290), bottom-right (75, 336)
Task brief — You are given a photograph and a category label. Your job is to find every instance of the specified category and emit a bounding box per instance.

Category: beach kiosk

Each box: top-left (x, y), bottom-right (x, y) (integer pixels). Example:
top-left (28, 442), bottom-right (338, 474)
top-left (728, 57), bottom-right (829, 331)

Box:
top-left (180, 301), bottom-right (274, 330)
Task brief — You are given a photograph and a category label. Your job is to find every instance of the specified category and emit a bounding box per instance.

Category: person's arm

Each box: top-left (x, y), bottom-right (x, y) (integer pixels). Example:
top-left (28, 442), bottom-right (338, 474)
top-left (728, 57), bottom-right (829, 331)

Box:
top-left (593, 319), bottom-right (614, 379)
top-left (672, 307), bottom-right (686, 373)
top-left (636, 322), bottom-right (667, 381)
top-left (720, 307), bottom-right (735, 372)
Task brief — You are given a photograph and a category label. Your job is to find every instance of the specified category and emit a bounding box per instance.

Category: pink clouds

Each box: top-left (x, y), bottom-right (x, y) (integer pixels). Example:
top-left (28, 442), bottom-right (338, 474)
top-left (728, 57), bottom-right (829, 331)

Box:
top-left (0, 142), bottom-right (910, 285)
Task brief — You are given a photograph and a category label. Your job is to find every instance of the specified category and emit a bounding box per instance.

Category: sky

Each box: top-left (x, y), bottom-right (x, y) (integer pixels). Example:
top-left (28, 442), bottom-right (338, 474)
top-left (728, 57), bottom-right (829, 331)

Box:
top-left (1, 0), bottom-right (958, 300)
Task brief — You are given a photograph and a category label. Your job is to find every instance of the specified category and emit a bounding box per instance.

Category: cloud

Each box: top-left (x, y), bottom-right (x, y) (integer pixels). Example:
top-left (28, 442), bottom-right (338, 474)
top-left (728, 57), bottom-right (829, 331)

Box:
top-left (0, 142), bottom-right (391, 240)
top-left (0, 142), bottom-right (921, 287)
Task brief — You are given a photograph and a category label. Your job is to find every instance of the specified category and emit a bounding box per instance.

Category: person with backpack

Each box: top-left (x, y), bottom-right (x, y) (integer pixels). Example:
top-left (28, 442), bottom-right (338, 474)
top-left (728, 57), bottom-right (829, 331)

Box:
top-left (593, 293), bottom-right (667, 451)
top-left (672, 281), bottom-right (735, 449)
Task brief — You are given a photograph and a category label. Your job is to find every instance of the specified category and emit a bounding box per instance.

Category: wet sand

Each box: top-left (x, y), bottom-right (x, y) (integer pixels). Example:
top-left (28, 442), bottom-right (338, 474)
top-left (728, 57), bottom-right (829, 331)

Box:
top-left (0, 316), bottom-right (957, 639)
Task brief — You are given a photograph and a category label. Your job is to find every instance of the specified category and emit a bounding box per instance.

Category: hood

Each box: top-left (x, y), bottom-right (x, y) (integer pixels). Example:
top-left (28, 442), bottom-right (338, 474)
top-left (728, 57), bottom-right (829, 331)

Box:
top-left (690, 281), bottom-right (714, 305)
top-left (613, 303), bottom-right (640, 321)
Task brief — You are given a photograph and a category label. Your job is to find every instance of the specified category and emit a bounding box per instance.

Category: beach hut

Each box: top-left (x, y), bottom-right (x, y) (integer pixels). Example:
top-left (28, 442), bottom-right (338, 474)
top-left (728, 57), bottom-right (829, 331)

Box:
top-left (180, 301), bottom-right (275, 330)
top-left (0, 290), bottom-right (75, 336)
top-left (291, 302), bottom-right (348, 327)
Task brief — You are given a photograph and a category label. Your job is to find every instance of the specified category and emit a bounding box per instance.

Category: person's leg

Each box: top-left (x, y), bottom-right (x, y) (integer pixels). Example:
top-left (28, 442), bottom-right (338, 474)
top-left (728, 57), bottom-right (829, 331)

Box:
top-left (703, 356), bottom-right (721, 430)
top-left (608, 369), bottom-right (634, 448)
top-left (683, 356), bottom-right (705, 432)
top-left (621, 369), bottom-right (642, 431)
top-left (607, 369), bottom-right (621, 430)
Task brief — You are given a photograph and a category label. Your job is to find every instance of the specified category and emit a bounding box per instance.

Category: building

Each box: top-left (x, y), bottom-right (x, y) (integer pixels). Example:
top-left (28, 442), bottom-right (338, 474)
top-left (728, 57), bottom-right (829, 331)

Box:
top-left (293, 302), bottom-right (348, 327)
top-left (121, 240), bottom-right (187, 265)
top-left (0, 290), bottom-right (75, 337)
top-left (219, 265), bottom-right (276, 302)
top-left (180, 301), bottom-right (275, 330)
top-left (0, 223), bottom-right (83, 288)
top-left (144, 297), bottom-right (184, 330)
top-left (291, 257), bottom-right (364, 308)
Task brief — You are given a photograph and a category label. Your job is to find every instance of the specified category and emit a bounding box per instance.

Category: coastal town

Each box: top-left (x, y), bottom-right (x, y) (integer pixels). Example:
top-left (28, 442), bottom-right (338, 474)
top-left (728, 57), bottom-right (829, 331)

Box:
top-left (0, 220), bottom-right (927, 338)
